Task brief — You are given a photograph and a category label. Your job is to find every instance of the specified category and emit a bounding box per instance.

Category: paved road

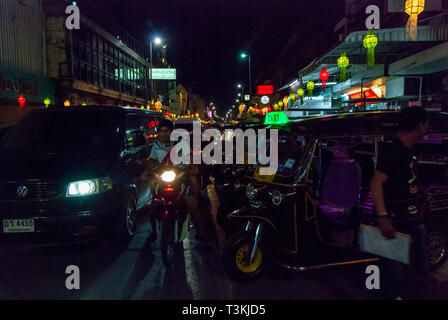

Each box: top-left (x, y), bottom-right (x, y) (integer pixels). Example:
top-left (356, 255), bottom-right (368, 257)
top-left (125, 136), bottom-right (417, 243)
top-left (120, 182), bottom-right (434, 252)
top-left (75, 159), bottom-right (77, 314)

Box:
top-left (1, 218), bottom-right (448, 300)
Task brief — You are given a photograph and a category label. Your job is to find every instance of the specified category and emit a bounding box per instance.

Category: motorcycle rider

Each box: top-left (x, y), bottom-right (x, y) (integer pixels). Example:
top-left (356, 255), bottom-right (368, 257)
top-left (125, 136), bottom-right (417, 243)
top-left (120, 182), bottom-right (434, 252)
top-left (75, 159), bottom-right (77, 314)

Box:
top-left (146, 118), bottom-right (214, 244)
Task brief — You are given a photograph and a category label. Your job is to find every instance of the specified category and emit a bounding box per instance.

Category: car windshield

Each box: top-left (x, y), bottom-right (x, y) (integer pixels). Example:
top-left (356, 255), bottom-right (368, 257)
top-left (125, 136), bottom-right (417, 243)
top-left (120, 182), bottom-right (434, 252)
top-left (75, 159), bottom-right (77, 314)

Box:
top-left (0, 110), bottom-right (123, 150)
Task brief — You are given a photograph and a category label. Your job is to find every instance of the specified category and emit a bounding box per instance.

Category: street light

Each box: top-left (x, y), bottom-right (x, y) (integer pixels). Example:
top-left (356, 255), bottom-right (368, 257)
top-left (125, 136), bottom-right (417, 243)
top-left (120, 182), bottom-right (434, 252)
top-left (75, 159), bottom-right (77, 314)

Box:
top-left (150, 36), bottom-right (163, 100)
top-left (240, 52), bottom-right (252, 97)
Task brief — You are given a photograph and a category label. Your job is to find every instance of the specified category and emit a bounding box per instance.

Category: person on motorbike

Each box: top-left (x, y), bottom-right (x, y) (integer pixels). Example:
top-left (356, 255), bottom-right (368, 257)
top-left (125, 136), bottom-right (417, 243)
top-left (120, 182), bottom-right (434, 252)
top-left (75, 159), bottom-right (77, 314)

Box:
top-left (146, 119), bottom-right (214, 245)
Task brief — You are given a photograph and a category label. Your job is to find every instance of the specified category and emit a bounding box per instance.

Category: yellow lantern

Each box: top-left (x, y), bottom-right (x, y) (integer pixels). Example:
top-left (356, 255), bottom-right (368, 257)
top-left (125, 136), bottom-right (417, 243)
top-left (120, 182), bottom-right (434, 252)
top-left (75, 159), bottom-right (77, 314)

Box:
top-left (405, 0), bottom-right (425, 41)
top-left (297, 88), bottom-right (305, 105)
top-left (64, 100), bottom-right (70, 107)
top-left (195, 112), bottom-right (200, 118)
top-left (306, 81), bottom-right (315, 97)
top-left (239, 104), bottom-right (246, 113)
top-left (278, 101), bottom-right (284, 108)
top-left (283, 96), bottom-right (289, 108)
top-left (363, 30), bottom-right (378, 67)
top-left (44, 98), bottom-right (51, 108)
top-left (337, 52), bottom-right (349, 82)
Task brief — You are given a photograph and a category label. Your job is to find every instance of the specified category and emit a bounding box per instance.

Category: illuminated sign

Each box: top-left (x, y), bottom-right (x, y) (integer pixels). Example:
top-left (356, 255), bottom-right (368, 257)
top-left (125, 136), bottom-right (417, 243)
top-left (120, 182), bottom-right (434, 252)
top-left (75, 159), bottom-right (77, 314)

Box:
top-left (348, 89), bottom-right (378, 106)
top-left (150, 68), bottom-right (177, 80)
top-left (260, 95), bottom-right (270, 105)
top-left (264, 111), bottom-right (290, 125)
top-left (244, 94), bottom-right (250, 101)
top-left (257, 85), bottom-right (274, 95)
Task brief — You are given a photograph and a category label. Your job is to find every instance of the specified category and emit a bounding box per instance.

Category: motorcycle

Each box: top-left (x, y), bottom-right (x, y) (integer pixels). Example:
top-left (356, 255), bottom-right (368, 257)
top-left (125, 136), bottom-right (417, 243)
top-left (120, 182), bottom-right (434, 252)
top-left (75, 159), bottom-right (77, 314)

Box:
top-left (152, 163), bottom-right (189, 268)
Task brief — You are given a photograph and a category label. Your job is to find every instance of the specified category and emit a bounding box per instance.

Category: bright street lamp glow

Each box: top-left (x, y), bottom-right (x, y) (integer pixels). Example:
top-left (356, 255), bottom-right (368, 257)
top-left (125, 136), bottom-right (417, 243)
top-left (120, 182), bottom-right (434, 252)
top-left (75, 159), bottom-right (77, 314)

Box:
top-left (237, 84), bottom-right (242, 88)
top-left (241, 53), bottom-right (247, 58)
top-left (154, 37), bottom-right (162, 45)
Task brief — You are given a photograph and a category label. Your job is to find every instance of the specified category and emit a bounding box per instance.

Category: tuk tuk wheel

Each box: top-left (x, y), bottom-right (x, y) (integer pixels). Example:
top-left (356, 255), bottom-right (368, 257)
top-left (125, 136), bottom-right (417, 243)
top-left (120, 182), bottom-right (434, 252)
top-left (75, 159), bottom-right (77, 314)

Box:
top-left (223, 231), bottom-right (269, 282)
top-left (426, 223), bottom-right (448, 270)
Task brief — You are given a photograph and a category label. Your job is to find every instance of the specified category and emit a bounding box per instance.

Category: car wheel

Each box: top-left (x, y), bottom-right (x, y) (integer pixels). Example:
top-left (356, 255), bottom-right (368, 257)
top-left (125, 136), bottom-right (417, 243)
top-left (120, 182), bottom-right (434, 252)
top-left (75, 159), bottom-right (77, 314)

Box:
top-left (222, 231), bottom-right (270, 282)
top-left (426, 223), bottom-right (448, 270)
top-left (112, 193), bottom-right (138, 246)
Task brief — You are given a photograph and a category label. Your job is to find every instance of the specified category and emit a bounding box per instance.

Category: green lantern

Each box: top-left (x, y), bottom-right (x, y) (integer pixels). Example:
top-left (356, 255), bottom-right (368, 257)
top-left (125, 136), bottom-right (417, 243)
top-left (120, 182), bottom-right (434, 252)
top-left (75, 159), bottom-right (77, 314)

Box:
top-left (278, 101), bottom-right (284, 108)
top-left (306, 81), bottom-right (314, 97)
top-left (337, 52), bottom-right (349, 82)
top-left (274, 103), bottom-right (279, 110)
top-left (297, 88), bottom-right (304, 105)
top-left (44, 97), bottom-right (51, 108)
top-left (363, 30), bottom-right (378, 67)
top-left (289, 93), bottom-right (296, 101)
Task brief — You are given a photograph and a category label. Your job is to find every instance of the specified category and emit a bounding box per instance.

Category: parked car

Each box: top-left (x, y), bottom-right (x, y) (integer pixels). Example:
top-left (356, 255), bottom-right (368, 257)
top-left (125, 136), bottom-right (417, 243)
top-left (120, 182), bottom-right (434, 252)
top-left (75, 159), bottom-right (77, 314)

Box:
top-left (0, 105), bottom-right (163, 246)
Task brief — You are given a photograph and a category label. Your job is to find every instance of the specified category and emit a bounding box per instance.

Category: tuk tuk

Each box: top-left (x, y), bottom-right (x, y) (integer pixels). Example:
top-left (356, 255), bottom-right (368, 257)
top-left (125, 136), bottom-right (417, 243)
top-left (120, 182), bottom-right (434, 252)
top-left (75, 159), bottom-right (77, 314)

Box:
top-left (222, 111), bottom-right (448, 281)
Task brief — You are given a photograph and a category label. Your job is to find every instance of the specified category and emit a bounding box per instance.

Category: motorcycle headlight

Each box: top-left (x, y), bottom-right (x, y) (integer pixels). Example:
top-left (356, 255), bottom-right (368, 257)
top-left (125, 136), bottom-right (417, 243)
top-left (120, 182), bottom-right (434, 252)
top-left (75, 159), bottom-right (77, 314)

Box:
top-left (161, 170), bottom-right (176, 183)
top-left (246, 183), bottom-right (257, 200)
top-left (66, 177), bottom-right (112, 197)
top-left (272, 189), bottom-right (283, 206)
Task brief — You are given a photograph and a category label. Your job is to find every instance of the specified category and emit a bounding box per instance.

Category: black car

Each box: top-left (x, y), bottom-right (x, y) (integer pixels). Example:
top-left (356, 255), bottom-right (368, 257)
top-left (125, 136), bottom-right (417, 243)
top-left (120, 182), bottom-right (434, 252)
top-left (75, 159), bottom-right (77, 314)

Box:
top-left (0, 106), bottom-right (163, 245)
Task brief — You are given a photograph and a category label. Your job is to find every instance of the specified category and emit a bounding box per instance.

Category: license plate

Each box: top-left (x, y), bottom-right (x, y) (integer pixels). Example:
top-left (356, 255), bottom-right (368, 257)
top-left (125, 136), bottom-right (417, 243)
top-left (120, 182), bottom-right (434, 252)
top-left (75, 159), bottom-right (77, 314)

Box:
top-left (2, 219), bottom-right (35, 233)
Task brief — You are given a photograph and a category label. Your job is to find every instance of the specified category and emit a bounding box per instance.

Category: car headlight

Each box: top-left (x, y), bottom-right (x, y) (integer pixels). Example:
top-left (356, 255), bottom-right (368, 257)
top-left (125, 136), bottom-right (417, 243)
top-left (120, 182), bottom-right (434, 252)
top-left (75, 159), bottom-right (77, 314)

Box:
top-left (246, 183), bottom-right (257, 200)
top-left (161, 170), bottom-right (176, 182)
top-left (272, 190), bottom-right (283, 206)
top-left (66, 177), bottom-right (112, 197)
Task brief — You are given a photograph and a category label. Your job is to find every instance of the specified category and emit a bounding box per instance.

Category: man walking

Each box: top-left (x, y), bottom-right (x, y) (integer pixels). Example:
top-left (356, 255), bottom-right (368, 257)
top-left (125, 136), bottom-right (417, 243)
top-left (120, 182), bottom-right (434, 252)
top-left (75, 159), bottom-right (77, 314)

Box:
top-left (370, 106), bottom-right (436, 299)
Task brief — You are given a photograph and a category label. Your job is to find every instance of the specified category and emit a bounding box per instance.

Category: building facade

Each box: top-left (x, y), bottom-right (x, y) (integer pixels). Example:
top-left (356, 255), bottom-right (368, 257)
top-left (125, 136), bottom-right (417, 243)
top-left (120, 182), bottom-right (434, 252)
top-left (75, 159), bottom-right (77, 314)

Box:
top-left (0, 0), bottom-right (55, 126)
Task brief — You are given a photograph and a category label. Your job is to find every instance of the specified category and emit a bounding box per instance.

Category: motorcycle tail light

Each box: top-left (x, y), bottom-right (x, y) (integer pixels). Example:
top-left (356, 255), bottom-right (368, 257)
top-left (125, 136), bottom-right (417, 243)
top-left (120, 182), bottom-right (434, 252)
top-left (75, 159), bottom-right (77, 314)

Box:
top-left (164, 185), bottom-right (174, 192)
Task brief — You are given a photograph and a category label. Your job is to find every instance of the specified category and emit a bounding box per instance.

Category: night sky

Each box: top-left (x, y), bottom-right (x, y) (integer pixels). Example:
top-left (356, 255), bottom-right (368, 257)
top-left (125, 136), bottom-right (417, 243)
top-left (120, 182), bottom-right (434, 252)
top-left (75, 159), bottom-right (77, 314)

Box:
top-left (86, 0), bottom-right (344, 114)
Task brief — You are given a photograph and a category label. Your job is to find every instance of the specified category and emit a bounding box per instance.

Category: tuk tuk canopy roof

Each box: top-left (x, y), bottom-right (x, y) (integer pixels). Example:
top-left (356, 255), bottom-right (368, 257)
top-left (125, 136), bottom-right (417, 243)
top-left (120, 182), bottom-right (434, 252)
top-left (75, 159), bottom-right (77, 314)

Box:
top-left (287, 111), bottom-right (448, 137)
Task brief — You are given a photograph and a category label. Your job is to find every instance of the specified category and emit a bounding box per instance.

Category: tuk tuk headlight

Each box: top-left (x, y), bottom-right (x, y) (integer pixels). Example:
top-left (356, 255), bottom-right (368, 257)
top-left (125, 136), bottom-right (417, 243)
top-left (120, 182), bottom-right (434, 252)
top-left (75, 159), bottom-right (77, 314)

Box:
top-left (234, 180), bottom-right (241, 191)
top-left (246, 183), bottom-right (257, 200)
top-left (272, 190), bottom-right (283, 206)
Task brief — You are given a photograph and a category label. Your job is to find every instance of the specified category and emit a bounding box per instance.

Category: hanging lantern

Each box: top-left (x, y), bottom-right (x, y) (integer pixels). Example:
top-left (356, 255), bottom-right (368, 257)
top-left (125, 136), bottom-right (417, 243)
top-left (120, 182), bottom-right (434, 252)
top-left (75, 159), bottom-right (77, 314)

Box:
top-left (319, 68), bottom-right (329, 92)
top-left (306, 81), bottom-right (314, 97)
top-left (64, 99), bottom-right (71, 107)
top-left (18, 95), bottom-right (26, 107)
top-left (289, 93), bottom-right (296, 101)
top-left (274, 103), bottom-right (279, 110)
top-left (283, 96), bottom-right (289, 109)
top-left (278, 101), bottom-right (284, 109)
top-left (239, 104), bottom-right (245, 113)
top-left (337, 52), bottom-right (349, 82)
top-left (363, 30), bottom-right (378, 67)
top-left (405, 0), bottom-right (425, 41)
top-left (297, 88), bottom-right (305, 105)
top-left (44, 98), bottom-right (51, 108)
top-left (195, 112), bottom-right (200, 118)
